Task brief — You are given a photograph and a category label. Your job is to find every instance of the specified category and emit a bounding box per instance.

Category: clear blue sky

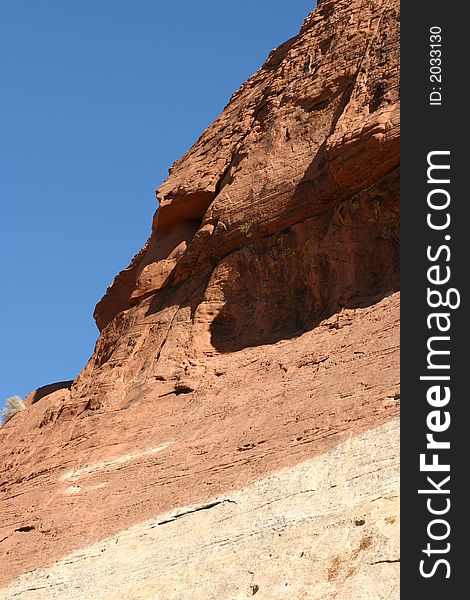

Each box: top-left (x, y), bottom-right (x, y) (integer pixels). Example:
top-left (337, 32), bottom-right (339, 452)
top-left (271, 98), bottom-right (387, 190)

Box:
top-left (0, 0), bottom-right (313, 406)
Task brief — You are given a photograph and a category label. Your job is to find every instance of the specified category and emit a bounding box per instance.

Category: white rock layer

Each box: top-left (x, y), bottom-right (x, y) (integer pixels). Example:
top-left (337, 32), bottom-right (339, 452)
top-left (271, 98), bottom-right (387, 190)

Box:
top-left (1, 420), bottom-right (399, 600)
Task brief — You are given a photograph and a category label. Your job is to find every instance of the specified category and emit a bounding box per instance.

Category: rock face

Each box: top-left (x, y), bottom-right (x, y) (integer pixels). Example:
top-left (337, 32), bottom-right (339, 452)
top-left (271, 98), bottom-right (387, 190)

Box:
top-left (0, 0), bottom-right (400, 598)
top-left (0, 421), bottom-right (399, 600)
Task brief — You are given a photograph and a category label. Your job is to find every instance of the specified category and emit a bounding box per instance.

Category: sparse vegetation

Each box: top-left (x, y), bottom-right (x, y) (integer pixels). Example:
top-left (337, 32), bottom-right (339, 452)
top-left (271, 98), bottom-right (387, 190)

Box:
top-left (240, 223), bottom-right (252, 237)
top-left (2, 395), bottom-right (25, 424)
top-left (280, 247), bottom-right (296, 256)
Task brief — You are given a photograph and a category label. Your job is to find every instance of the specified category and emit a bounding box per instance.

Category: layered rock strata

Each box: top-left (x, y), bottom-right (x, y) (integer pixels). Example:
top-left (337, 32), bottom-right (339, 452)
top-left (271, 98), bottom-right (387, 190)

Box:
top-left (1, 420), bottom-right (399, 600)
top-left (0, 0), bottom-right (400, 597)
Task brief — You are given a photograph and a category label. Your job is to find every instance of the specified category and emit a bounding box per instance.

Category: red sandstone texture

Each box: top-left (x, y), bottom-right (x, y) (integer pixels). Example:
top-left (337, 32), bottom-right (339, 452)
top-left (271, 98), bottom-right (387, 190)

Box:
top-left (0, 0), bottom-right (399, 588)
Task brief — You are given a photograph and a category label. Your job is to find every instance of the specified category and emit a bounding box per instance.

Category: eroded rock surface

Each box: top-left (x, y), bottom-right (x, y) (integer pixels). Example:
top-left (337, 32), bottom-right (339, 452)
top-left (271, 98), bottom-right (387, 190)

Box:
top-left (0, 421), bottom-right (399, 600)
top-left (87, 0), bottom-right (399, 404)
top-left (0, 0), bottom-right (400, 596)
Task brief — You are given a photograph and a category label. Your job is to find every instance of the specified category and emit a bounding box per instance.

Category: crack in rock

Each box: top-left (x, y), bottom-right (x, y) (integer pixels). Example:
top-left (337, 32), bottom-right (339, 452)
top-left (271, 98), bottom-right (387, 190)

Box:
top-left (157, 499), bottom-right (236, 525)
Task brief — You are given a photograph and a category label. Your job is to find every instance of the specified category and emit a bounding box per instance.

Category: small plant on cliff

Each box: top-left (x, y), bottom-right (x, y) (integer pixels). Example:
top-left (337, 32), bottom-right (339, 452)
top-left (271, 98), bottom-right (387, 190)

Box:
top-left (1, 395), bottom-right (25, 424)
top-left (280, 247), bottom-right (296, 257)
top-left (240, 223), bottom-right (252, 237)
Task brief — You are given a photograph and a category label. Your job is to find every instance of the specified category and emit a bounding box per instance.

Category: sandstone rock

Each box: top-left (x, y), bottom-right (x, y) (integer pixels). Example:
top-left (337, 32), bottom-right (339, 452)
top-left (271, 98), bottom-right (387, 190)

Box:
top-left (0, 293), bottom-right (399, 592)
top-left (0, 421), bottom-right (399, 600)
top-left (87, 0), bottom-right (399, 408)
top-left (0, 0), bottom-right (400, 596)
top-left (23, 381), bottom-right (73, 406)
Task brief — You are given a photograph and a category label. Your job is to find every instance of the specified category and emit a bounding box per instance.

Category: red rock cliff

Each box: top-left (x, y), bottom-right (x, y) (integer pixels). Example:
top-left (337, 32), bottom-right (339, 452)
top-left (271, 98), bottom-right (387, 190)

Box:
top-left (0, 1), bottom-right (400, 597)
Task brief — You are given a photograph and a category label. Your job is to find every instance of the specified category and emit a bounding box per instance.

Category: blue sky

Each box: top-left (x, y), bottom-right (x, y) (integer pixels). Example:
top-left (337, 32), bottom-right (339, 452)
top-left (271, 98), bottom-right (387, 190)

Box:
top-left (0, 0), bottom-right (313, 407)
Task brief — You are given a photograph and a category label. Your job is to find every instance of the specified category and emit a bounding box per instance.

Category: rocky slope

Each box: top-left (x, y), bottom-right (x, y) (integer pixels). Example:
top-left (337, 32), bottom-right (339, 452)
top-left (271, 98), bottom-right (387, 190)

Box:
top-left (0, 0), bottom-right (400, 597)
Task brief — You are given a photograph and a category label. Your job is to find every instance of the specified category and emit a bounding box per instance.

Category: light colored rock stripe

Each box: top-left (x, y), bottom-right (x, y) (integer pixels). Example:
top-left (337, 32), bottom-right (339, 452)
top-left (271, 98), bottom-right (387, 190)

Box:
top-left (1, 421), bottom-right (399, 600)
top-left (62, 442), bottom-right (173, 482)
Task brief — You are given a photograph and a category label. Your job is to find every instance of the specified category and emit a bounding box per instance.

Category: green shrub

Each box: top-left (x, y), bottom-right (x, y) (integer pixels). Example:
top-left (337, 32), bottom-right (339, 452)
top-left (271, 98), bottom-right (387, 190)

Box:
top-left (240, 223), bottom-right (252, 237)
top-left (280, 247), bottom-right (296, 256)
top-left (2, 395), bottom-right (25, 424)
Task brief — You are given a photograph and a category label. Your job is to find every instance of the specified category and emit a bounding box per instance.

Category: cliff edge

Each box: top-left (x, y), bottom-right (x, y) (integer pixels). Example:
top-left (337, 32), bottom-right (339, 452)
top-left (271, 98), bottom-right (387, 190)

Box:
top-left (0, 1), bottom-right (400, 597)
